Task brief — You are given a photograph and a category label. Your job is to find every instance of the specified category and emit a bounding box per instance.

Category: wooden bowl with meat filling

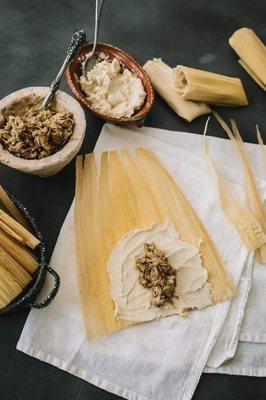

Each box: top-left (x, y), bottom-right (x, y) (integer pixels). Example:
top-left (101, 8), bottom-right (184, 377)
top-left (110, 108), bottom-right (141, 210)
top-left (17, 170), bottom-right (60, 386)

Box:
top-left (0, 87), bottom-right (86, 177)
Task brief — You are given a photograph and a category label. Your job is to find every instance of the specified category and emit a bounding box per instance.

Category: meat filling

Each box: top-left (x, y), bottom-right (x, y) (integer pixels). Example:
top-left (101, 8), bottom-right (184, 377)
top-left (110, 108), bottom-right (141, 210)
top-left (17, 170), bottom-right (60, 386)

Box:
top-left (136, 242), bottom-right (176, 307)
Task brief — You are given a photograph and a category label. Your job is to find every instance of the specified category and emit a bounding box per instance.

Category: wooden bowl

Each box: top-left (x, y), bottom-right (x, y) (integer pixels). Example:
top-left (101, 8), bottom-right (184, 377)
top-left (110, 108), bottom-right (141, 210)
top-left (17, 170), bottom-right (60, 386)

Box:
top-left (0, 87), bottom-right (86, 177)
top-left (66, 42), bottom-right (155, 126)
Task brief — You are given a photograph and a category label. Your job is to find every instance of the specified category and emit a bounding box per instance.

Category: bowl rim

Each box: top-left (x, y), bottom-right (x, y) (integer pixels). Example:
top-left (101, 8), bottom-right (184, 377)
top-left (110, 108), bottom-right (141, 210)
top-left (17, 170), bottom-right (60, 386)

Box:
top-left (66, 42), bottom-right (155, 124)
top-left (0, 87), bottom-right (86, 172)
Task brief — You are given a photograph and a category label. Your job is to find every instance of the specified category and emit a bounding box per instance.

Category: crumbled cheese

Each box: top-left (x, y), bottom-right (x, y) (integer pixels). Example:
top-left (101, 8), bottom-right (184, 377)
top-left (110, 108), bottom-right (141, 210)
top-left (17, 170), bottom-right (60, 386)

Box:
top-left (79, 57), bottom-right (146, 118)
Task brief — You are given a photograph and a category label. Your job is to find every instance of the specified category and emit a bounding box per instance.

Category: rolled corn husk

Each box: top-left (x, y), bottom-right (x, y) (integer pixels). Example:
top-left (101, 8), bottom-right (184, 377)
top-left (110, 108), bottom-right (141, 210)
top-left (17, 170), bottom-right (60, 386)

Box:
top-left (143, 59), bottom-right (211, 122)
top-left (0, 264), bottom-right (23, 308)
top-left (0, 246), bottom-right (31, 287)
top-left (174, 66), bottom-right (248, 106)
top-left (0, 209), bottom-right (40, 249)
top-left (229, 28), bottom-right (266, 90)
top-left (0, 185), bottom-right (30, 229)
top-left (0, 228), bottom-right (38, 273)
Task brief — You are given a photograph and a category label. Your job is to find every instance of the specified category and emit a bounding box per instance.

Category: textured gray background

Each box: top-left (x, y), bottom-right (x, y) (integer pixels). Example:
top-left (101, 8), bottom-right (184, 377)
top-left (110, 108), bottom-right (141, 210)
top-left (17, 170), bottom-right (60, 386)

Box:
top-left (0, 0), bottom-right (265, 399)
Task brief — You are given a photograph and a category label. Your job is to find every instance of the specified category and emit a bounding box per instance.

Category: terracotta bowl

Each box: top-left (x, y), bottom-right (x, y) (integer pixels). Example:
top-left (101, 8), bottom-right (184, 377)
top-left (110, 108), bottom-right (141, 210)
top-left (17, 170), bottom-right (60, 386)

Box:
top-left (66, 42), bottom-right (155, 126)
top-left (0, 87), bottom-right (86, 177)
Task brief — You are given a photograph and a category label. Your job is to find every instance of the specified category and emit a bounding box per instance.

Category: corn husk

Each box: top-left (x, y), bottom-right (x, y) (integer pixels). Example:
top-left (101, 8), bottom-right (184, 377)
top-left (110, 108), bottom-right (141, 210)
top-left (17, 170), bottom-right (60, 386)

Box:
top-left (257, 126), bottom-right (266, 171)
top-left (229, 28), bottom-right (266, 90)
top-left (214, 112), bottom-right (266, 264)
top-left (174, 65), bottom-right (248, 106)
top-left (0, 185), bottom-right (29, 229)
top-left (0, 209), bottom-right (40, 249)
top-left (0, 265), bottom-right (23, 308)
top-left (0, 246), bottom-right (31, 287)
top-left (75, 148), bottom-right (235, 339)
top-left (0, 228), bottom-right (38, 273)
top-left (143, 59), bottom-right (211, 122)
top-left (204, 139), bottom-right (266, 250)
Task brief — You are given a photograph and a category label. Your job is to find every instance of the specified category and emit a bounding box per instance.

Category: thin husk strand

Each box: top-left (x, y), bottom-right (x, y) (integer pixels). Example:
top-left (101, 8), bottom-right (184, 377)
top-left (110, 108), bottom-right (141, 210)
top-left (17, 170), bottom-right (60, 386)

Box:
top-left (143, 59), bottom-right (211, 122)
top-left (213, 112), bottom-right (266, 263)
top-left (229, 28), bottom-right (266, 90)
top-left (0, 185), bottom-right (30, 229)
top-left (0, 209), bottom-right (40, 249)
top-left (204, 139), bottom-right (266, 251)
top-left (175, 65), bottom-right (248, 106)
top-left (256, 126), bottom-right (266, 172)
top-left (135, 148), bottom-right (235, 303)
top-left (0, 228), bottom-right (38, 273)
top-left (0, 245), bottom-right (31, 287)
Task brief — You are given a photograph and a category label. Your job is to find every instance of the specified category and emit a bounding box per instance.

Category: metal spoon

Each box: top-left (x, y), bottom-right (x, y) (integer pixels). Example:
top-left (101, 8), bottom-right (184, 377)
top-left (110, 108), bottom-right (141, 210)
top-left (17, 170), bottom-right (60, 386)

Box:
top-left (82, 0), bottom-right (105, 78)
top-left (41, 29), bottom-right (86, 109)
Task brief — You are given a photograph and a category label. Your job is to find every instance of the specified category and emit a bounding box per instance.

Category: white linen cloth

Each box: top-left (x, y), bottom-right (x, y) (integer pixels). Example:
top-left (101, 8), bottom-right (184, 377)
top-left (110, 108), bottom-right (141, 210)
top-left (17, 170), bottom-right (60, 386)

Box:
top-left (17, 124), bottom-right (266, 400)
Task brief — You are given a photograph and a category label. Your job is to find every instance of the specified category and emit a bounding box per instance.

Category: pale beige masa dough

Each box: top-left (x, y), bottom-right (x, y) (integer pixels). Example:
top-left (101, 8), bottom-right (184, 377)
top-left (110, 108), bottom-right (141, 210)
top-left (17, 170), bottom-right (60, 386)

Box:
top-left (107, 221), bottom-right (213, 323)
top-left (79, 54), bottom-right (146, 118)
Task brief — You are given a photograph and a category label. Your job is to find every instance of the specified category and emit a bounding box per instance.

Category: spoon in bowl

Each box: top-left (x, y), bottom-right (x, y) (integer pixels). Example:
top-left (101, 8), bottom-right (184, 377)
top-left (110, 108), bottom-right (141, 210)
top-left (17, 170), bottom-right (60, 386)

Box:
top-left (82, 0), bottom-right (106, 78)
top-left (41, 29), bottom-right (86, 110)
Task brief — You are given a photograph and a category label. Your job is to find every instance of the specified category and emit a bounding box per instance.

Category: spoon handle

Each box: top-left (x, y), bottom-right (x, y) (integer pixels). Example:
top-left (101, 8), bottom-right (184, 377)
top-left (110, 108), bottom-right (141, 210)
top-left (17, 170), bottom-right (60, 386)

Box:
top-left (41, 29), bottom-right (86, 109)
top-left (91, 0), bottom-right (106, 55)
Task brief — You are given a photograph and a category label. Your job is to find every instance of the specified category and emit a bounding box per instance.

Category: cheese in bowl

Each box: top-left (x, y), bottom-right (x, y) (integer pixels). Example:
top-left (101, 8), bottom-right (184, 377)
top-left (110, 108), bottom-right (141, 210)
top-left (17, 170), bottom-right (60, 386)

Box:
top-left (79, 53), bottom-right (146, 118)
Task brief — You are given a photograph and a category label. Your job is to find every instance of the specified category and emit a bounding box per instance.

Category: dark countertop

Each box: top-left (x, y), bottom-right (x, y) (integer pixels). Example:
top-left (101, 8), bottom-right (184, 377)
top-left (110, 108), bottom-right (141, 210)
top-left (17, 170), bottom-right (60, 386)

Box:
top-left (0, 1), bottom-right (265, 399)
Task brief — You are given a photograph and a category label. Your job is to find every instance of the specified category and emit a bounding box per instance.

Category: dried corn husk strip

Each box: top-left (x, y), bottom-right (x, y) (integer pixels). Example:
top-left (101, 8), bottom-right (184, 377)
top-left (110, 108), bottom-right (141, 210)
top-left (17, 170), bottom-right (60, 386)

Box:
top-left (0, 246), bottom-right (31, 287)
top-left (135, 148), bottom-right (235, 303)
top-left (0, 209), bottom-right (40, 249)
top-left (214, 112), bottom-right (266, 264)
top-left (0, 265), bottom-right (23, 308)
top-left (75, 155), bottom-right (107, 338)
top-left (174, 65), bottom-right (248, 106)
top-left (0, 185), bottom-right (29, 229)
top-left (204, 139), bottom-right (266, 250)
top-left (257, 126), bottom-right (266, 171)
top-left (143, 59), bottom-right (211, 122)
top-left (75, 155), bottom-right (128, 339)
top-left (0, 228), bottom-right (38, 273)
top-left (229, 28), bottom-right (266, 90)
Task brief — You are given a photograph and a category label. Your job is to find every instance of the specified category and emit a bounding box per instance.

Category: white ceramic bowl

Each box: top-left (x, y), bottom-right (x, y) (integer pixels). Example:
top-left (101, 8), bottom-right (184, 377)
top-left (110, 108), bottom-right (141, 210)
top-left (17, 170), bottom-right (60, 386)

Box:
top-left (0, 87), bottom-right (86, 177)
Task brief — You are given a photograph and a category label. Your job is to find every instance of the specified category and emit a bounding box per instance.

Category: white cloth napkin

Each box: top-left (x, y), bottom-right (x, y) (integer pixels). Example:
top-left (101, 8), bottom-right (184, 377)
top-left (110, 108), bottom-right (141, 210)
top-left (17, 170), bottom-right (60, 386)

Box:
top-left (17, 124), bottom-right (265, 400)
top-left (109, 124), bottom-right (266, 376)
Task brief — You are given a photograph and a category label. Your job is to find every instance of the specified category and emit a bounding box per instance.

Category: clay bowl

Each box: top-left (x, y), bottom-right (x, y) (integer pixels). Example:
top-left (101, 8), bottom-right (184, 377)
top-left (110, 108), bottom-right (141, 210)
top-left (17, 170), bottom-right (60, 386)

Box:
top-left (66, 42), bottom-right (155, 126)
top-left (0, 87), bottom-right (86, 177)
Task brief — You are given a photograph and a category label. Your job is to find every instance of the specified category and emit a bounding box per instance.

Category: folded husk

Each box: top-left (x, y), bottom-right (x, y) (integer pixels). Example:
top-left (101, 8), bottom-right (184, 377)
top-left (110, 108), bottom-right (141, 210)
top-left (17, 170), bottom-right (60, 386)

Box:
top-left (143, 59), bottom-right (211, 122)
top-left (175, 65), bottom-right (248, 106)
top-left (229, 28), bottom-right (266, 90)
top-left (214, 112), bottom-right (266, 264)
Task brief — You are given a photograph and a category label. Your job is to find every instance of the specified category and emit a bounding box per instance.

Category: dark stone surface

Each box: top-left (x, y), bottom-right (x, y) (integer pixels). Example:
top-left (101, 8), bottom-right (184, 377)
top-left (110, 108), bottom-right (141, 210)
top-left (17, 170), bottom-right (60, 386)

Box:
top-left (0, 0), bottom-right (265, 399)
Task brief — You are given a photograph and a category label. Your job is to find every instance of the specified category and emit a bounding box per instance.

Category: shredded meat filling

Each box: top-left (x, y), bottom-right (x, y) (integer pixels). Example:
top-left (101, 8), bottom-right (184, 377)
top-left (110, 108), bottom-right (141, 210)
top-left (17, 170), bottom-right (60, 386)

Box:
top-left (136, 242), bottom-right (176, 307)
top-left (0, 108), bottom-right (74, 160)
